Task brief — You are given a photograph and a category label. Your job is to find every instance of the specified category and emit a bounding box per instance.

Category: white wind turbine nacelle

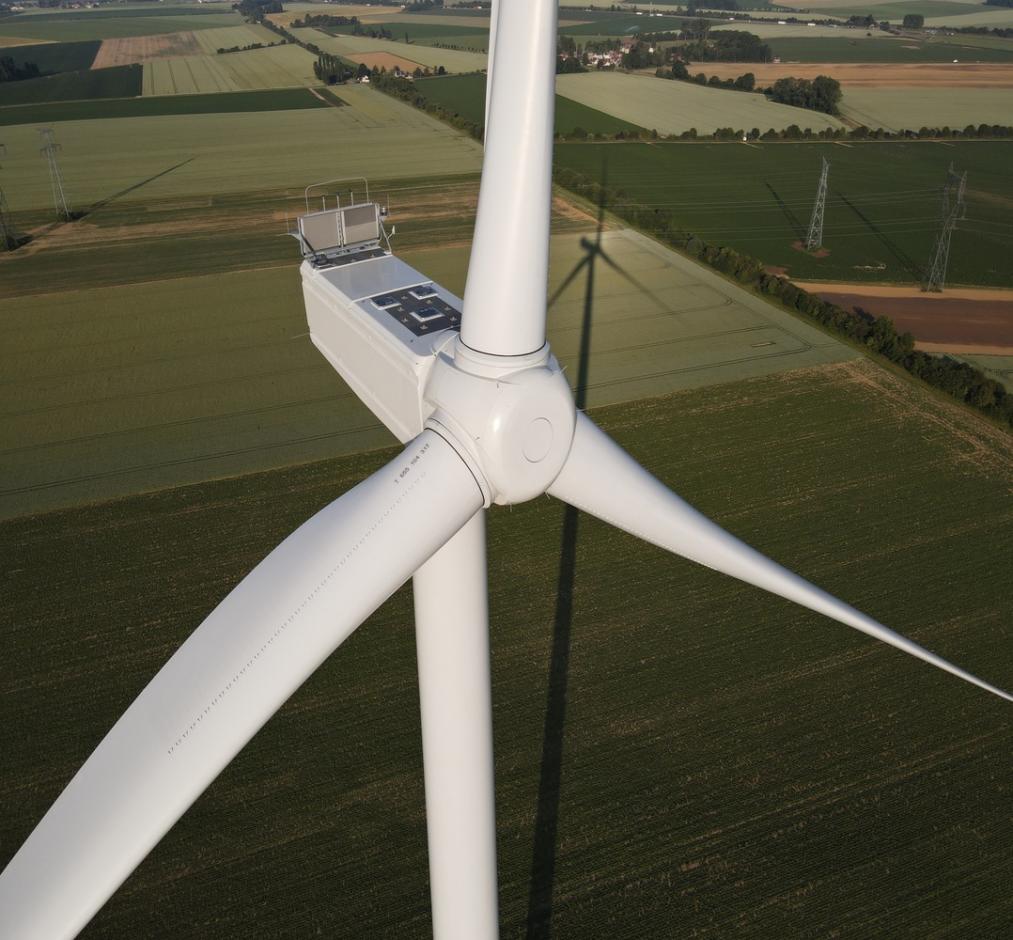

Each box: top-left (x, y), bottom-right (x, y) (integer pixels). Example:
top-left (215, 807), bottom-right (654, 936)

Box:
top-left (0, 2), bottom-right (1009, 938)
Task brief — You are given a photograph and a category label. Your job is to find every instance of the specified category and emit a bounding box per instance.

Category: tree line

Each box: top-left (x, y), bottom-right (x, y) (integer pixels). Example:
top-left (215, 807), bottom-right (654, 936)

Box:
top-left (0, 56), bottom-right (41, 83)
top-left (553, 164), bottom-right (1013, 430)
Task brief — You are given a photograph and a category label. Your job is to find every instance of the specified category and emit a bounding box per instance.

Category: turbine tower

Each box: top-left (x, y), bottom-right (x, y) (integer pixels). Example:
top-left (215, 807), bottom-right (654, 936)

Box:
top-left (0, 143), bottom-right (18, 251)
top-left (923, 162), bottom-right (966, 292)
top-left (805, 155), bottom-right (829, 252)
top-left (0, 3), bottom-right (1009, 939)
top-left (38, 127), bottom-right (72, 221)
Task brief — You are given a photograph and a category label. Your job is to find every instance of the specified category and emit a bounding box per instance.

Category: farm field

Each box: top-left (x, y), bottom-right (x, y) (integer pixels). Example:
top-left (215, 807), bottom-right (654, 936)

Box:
top-left (0, 87), bottom-right (327, 127)
top-left (0, 88), bottom-right (482, 209)
top-left (0, 64), bottom-right (141, 106)
top-left (0, 38), bottom-right (100, 72)
top-left (419, 73), bottom-right (645, 135)
top-left (554, 140), bottom-right (1013, 286)
top-left (291, 27), bottom-right (487, 73)
top-left (839, 86), bottom-right (1013, 131)
top-left (956, 352), bottom-right (1013, 390)
top-left (765, 35), bottom-right (1013, 63)
top-left (801, 282), bottom-right (1013, 352)
top-left (697, 61), bottom-right (1013, 86)
top-left (555, 72), bottom-right (845, 136)
top-left (91, 25), bottom-right (276, 67)
top-left (0, 11), bottom-right (242, 43)
top-left (142, 43), bottom-right (318, 96)
top-left (0, 226), bottom-right (851, 519)
top-left (2, 359), bottom-right (1010, 938)
top-left (925, 8), bottom-right (1013, 27)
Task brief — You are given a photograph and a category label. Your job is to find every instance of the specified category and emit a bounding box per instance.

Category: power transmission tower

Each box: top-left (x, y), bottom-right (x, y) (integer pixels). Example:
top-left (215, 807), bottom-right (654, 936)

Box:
top-left (923, 162), bottom-right (966, 292)
top-left (0, 143), bottom-right (18, 251)
top-left (805, 155), bottom-right (829, 251)
top-left (38, 127), bottom-right (72, 221)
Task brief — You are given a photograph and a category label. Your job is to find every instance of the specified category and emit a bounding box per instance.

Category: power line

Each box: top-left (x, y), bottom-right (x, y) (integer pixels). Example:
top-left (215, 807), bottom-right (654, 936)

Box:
top-left (922, 162), bottom-right (966, 293)
top-left (805, 156), bottom-right (830, 252)
top-left (0, 143), bottom-right (19, 252)
top-left (38, 127), bottom-right (72, 222)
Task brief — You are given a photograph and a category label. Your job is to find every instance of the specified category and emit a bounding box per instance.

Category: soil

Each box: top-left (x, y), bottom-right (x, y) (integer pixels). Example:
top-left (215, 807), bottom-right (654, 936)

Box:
top-left (798, 280), bottom-right (1013, 350)
top-left (92, 32), bottom-right (201, 68)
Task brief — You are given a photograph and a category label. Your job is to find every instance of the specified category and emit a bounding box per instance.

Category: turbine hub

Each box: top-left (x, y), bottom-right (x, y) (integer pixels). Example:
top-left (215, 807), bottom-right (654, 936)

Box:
top-left (423, 338), bottom-right (576, 506)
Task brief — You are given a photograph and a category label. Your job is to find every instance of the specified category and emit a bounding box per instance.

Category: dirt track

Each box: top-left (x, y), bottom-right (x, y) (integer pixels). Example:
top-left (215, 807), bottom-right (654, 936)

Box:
top-left (698, 63), bottom-right (1013, 88)
top-left (798, 280), bottom-right (1013, 350)
top-left (92, 32), bottom-right (200, 68)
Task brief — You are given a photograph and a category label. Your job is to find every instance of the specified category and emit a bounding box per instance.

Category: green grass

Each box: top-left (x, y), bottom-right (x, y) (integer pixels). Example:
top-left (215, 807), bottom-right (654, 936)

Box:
top-left (0, 87), bottom-right (328, 126)
top-left (0, 224), bottom-right (850, 515)
top-left (0, 90), bottom-right (483, 210)
top-left (840, 87), bottom-right (1013, 132)
top-left (823, 0), bottom-right (989, 17)
top-left (0, 38), bottom-right (100, 73)
top-left (0, 12), bottom-right (242, 42)
top-left (559, 12), bottom-right (688, 35)
top-left (141, 43), bottom-right (318, 96)
top-left (0, 64), bottom-right (141, 106)
top-left (554, 140), bottom-right (1013, 286)
top-left (556, 72), bottom-right (844, 136)
top-left (419, 72), bottom-right (646, 135)
top-left (324, 20), bottom-right (489, 42)
top-left (1, 360), bottom-right (1010, 938)
top-left (768, 35), bottom-right (1013, 62)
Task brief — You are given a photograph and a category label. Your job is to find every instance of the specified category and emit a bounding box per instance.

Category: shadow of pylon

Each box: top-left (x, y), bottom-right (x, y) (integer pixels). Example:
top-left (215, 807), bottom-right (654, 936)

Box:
top-left (525, 169), bottom-right (606, 940)
top-left (82, 157), bottom-right (197, 218)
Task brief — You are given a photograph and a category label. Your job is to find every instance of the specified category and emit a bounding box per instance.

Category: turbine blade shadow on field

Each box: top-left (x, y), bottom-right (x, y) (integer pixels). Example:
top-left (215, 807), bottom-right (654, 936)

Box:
top-left (837, 191), bottom-right (921, 281)
top-left (765, 181), bottom-right (804, 240)
top-left (526, 176), bottom-right (607, 940)
top-left (83, 157), bottom-right (196, 218)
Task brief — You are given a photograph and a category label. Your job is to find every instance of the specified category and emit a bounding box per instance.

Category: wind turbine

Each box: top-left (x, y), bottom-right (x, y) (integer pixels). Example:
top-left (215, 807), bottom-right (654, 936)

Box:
top-left (0, 3), bottom-right (1009, 938)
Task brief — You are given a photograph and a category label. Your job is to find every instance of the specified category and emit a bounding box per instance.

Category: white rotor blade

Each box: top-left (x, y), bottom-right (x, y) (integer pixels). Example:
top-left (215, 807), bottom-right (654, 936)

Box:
top-left (0, 430), bottom-right (483, 940)
top-left (461, 0), bottom-right (556, 356)
top-left (548, 414), bottom-right (1012, 703)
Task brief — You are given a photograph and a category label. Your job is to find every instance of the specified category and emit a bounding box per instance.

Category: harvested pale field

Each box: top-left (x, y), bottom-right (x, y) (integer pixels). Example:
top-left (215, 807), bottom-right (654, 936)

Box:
top-left (555, 71), bottom-right (844, 135)
top-left (801, 281), bottom-right (1013, 351)
top-left (696, 62), bottom-right (1013, 88)
top-left (348, 50), bottom-right (427, 73)
top-left (0, 36), bottom-right (51, 47)
top-left (143, 43), bottom-right (317, 95)
top-left (0, 98), bottom-right (481, 209)
top-left (192, 24), bottom-right (276, 55)
top-left (926, 9), bottom-right (1013, 28)
top-left (840, 86), bottom-right (1013, 130)
top-left (92, 31), bottom-right (200, 68)
top-left (291, 28), bottom-right (486, 73)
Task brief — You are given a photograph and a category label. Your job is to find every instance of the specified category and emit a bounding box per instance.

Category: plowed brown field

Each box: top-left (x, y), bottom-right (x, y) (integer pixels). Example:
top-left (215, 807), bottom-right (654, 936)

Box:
top-left (696, 62), bottom-right (1013, 88)
top-left (92, 31), bottom-right (200, 68)
top-left (800, 280), bottom-right (1013, 352)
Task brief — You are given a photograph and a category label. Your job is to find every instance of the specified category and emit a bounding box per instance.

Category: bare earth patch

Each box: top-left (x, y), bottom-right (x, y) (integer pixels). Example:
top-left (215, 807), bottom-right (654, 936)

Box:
top-left (798, 280), bottom-right (1013, 351)
top-left (92, 32), bottom-right (201, 68)
top-left (698, 62), bottom-right (1013, 88)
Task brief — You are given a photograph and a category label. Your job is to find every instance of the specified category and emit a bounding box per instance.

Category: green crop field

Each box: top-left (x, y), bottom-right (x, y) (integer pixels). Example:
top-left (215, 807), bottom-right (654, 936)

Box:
top-left (418, 72), bottom-right (645, 135)
top-left (555, 72), bottom-right (845, 136)
top-left (0, 64), bottom-right (141, 106)
top-left (0, 38), bottom-right (100, 72)
top-left (768, 35), bottom-right (1013, 62)
top-left (824, 0), bottom-right (980, 17)
top-left (325, 19), bottom-right (488, 43)
top-left (1, 358), bottom-right (1010, 937)
top-left (0, 226), bottom-right (852, 518)
top-left (0, 11), bottom-right (242, 42)
top-left (0, 89), bottom-right (482, 209)
top-left (554, 140), bottom-right (1013, 287)
top-left (291, 27), bottom-right (487, 73)
top-left (926, 8), bottom-right (1013, 26)
top-left (142, 44), bottom-right (318, 96)
top-left (840, 87), bottom-right (1013, 132)
top-left (0, 87), bottom-right (327, 127)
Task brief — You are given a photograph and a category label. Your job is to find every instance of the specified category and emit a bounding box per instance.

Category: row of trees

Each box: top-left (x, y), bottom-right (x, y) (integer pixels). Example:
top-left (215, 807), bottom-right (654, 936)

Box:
top-left (681, 29), bottom-right (772, 63)
top-left (233, 0), bottom-right (283, 24)
top-left (768, 76), bottom-right (843, 115)
top-left (553, 164), bottom-right (1013, 429)
top-left (216, 40), bottom-right (284, 55)
top-left (0, 56), bottom-right (40, 83)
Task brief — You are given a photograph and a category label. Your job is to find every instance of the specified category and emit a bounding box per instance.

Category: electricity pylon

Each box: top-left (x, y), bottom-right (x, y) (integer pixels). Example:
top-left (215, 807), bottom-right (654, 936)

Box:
top-left (38, 127), bottom-right (72, 221)
top-left (805, 156), bottom-right (829, 251)
top-left (0, 143), bottom-right (18, 250)
top-left (923, 163), bottom-right (966, 293)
